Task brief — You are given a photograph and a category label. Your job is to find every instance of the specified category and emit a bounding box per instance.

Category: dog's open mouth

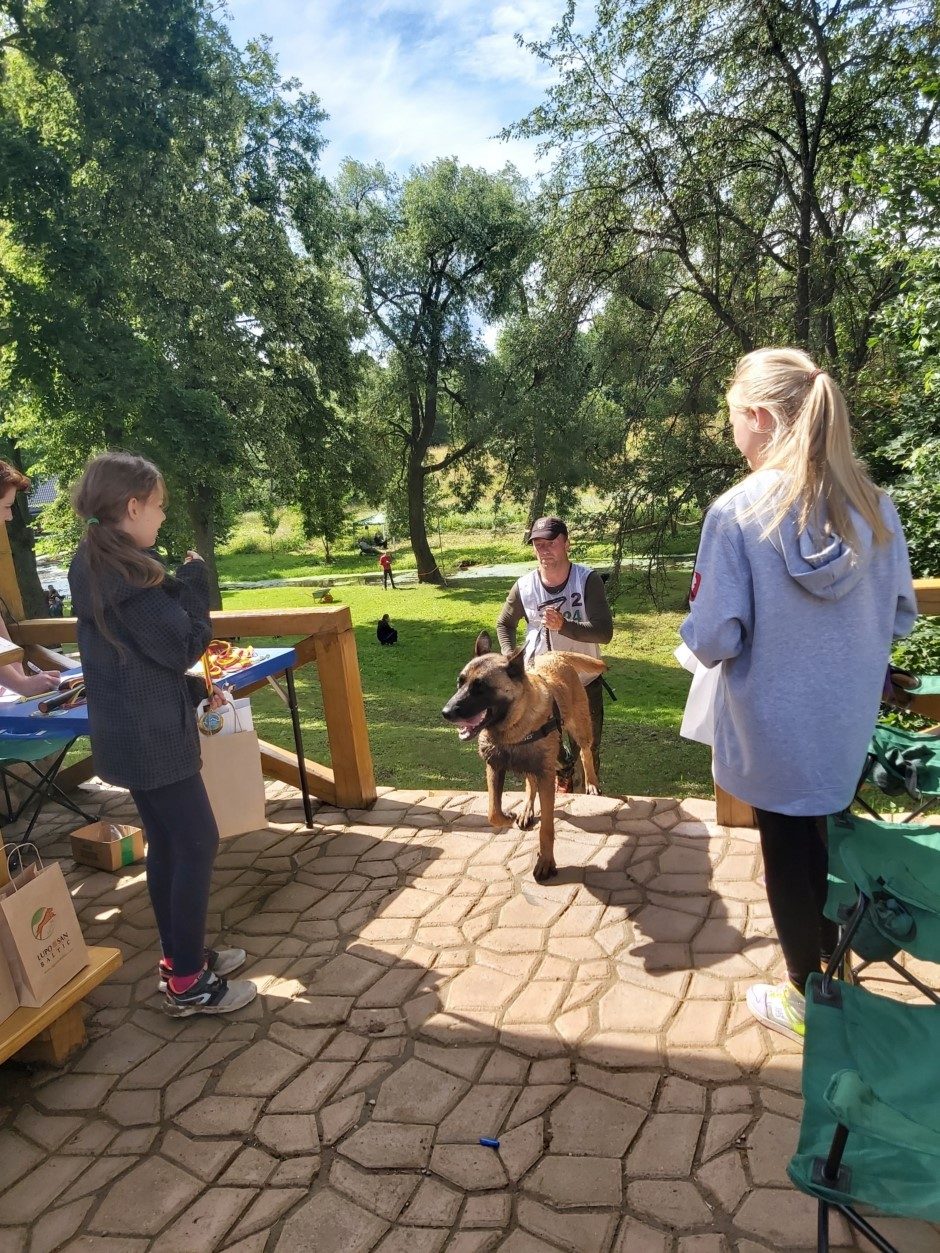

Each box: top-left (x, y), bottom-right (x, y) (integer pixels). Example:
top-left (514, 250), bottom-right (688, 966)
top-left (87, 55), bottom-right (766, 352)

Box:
top-left (453, 709), bottom-right (489, 741)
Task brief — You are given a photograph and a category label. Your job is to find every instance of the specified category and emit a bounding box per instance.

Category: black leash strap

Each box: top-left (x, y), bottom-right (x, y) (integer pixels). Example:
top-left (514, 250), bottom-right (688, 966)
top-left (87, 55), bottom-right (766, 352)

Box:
top-left (516, 699), bottom-right (563, 746)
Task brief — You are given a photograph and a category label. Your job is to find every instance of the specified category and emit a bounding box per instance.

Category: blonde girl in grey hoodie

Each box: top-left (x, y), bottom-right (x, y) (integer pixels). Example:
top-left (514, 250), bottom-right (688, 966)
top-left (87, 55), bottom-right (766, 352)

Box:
top-left (680, 348), bottom-right (916, 1043)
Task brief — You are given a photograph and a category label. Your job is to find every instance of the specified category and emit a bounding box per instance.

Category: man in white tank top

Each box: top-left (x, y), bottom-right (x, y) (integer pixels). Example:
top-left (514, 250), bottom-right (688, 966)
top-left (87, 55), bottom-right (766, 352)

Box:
top-left (496, 516), bottom-right (613, 788)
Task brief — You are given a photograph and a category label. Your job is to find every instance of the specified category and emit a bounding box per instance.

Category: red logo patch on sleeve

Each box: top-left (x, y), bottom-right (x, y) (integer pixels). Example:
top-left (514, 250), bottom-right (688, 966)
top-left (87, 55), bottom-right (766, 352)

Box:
top-left (689, 571), bottom-right (701, 602)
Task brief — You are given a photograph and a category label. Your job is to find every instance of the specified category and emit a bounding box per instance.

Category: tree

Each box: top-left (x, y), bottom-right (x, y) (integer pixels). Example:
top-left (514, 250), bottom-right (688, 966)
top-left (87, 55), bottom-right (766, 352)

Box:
top-left (495, 309), bottom-right (620, 536)
top-left (513, 0), bottom-right (936, 367)
top-left (1, 3), bottom-right (355, 605)
top-left (336, 158), bottom-right (535, 583)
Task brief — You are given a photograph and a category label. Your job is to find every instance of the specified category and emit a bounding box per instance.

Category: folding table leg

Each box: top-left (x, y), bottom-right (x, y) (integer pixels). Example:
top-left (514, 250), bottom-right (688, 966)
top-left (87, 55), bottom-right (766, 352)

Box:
top-left (284, 667), bottom-right (314, 828)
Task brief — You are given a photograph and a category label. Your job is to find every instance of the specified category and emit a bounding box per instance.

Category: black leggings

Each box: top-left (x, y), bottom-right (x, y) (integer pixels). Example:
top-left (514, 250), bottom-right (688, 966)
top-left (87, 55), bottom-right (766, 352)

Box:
top-left (755, 808), bottom-right (839, 994)
top-left (131, 772), bottom-right (219, 978)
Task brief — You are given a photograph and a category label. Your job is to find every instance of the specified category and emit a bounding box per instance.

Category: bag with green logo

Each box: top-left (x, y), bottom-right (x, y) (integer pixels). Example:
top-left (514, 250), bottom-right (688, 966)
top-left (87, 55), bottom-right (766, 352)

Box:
top-left (0, 846), bottom-right (88, 1007)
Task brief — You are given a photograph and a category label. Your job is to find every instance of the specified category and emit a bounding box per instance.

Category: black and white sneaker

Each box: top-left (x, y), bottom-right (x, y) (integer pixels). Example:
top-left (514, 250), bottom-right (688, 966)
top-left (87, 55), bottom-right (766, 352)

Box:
top-left (158, 947), bottom-right (246, 993)
top-left (163, 968), bottom-right (257, 1017)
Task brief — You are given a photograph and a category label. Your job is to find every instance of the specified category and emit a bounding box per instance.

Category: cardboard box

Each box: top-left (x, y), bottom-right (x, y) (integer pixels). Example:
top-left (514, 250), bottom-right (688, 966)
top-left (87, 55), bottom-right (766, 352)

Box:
top-left (70, 822), bottom-right (145, 872)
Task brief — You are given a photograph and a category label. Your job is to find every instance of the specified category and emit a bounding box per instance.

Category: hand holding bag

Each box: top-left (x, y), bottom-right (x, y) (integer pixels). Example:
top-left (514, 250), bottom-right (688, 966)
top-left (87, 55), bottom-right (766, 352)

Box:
top-left (675, 643), bottom-right (722, 747)
top-left (0, 844), bottom-right (89, 1007)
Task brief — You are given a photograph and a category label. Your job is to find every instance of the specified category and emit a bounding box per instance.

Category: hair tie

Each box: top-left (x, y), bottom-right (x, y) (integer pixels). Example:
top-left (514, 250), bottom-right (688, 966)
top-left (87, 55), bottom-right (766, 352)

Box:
top-left (807, 368), bottom-right (823, 383)
top-left (86, 516), bottom-right (100, 526)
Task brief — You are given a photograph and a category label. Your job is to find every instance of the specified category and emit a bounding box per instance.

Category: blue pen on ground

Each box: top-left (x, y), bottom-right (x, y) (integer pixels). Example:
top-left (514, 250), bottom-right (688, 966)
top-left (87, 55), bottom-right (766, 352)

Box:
top-left (479, 1137), bottom-right (500, 1150)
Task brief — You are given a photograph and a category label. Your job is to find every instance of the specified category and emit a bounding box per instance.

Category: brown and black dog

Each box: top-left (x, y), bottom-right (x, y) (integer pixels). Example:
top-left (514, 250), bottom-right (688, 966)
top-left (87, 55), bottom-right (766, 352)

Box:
top-left (442, 636), bottom-right (607, 881)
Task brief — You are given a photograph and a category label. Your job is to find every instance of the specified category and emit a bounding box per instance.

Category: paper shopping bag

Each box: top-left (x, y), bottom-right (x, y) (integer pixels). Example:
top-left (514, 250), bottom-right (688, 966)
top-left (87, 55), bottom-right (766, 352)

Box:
top-left (0, 944), bottom-right (18, 1026)
top-left (0, 850), bottom-right (89, 1007)
top-left (199, 720), bottom-right (267, 840)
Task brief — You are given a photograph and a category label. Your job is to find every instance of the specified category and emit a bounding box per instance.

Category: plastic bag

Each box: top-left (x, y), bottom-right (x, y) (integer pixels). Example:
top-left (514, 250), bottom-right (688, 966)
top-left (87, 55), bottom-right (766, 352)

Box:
top-left (675, 643), bottom-right (721, 747)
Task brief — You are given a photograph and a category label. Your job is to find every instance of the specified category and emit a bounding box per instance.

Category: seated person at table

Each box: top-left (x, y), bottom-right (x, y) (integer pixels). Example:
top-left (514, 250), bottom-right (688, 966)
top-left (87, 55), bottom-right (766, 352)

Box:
top-left (377, 613), bottom-right (398, 645)
top-left (0, 460), bottom-right (59, 699)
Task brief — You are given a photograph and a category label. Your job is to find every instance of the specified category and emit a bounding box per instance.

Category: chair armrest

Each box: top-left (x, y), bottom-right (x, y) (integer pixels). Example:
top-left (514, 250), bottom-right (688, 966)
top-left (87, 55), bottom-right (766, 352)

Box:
top-left (826, 1070), bottom-right (940, 1157)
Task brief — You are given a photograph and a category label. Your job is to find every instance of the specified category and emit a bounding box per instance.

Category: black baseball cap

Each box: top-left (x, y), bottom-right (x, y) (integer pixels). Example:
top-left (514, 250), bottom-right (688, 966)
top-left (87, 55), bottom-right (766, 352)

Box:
top-left (528, 516), bottom-right (568, 542)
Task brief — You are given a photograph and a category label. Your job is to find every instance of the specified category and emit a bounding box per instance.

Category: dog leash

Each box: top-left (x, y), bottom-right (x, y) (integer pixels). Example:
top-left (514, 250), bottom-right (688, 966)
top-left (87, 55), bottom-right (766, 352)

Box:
top-left (515, 699), bottom-right (564, 746)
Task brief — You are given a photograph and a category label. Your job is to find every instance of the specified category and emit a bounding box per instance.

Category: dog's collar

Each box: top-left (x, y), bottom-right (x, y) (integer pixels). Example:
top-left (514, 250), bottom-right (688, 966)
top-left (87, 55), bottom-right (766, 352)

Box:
top-left (515, 700), bottom-right (563, 746)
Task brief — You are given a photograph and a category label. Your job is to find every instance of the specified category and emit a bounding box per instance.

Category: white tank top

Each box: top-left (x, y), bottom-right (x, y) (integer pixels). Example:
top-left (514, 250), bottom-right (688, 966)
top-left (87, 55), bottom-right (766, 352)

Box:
top-left (518, 564), bottom-right (601, 682)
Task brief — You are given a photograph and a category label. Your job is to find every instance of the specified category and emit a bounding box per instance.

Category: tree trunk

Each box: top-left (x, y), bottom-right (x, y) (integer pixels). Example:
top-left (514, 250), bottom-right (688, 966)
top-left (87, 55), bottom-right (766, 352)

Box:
top-left (9, 491), bottom-right (45, 619)
top-left (187, 485), bottom-right (222, 610)
top-left (323, 536), bottom-right (332, 564)
top-left (407, 455), bottom-right (444, 585)
top-left (525, 479), bottom-right (548, 541)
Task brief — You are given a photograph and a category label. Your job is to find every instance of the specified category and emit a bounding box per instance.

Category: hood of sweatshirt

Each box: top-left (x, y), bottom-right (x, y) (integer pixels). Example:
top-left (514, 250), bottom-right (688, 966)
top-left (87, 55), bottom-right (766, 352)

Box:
top-left (740, 471), bottom-right (872, 602)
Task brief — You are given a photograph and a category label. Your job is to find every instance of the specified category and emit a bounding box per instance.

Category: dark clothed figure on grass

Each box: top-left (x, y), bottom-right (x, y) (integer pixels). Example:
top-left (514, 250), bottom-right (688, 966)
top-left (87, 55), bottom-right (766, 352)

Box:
top-left (377, 614), bottom-right (398, 645)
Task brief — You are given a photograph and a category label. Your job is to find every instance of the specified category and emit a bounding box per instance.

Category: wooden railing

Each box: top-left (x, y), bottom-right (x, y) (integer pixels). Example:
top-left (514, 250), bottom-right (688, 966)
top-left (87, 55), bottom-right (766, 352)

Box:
top-left (9, 607), bottom-right (377, 810)
top-left (716, 578), bottom-right (940, 826)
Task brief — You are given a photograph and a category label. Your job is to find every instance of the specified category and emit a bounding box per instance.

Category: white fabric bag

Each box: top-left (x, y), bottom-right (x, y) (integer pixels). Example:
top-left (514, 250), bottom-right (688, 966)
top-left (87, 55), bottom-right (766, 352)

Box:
top-left (675, 643), bottom-right (722, 747)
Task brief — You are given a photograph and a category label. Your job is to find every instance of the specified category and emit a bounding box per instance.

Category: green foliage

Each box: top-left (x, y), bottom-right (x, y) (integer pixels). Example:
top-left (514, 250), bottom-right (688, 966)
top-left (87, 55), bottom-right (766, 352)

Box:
top-left (336, 157), bottom-right (537, 581)
top-left (0, 2), bottom-right (355, 604)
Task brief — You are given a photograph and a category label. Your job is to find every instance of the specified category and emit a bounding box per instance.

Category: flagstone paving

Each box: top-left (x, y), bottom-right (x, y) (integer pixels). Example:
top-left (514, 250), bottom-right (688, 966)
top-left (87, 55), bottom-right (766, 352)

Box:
top-left (1, 784), bottom-right (939, 1252)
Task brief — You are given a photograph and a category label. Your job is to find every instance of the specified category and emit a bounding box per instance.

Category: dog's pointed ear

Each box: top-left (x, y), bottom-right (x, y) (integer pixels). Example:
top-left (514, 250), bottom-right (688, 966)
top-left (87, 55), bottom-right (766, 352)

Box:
top-left (474, 630), bottom-right (494, 656)
top-left (506, 646), bottom-right (526, 679)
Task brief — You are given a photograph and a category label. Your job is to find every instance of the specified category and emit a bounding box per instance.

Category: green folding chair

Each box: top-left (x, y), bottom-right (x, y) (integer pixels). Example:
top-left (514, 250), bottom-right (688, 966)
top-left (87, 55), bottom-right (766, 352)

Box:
top-left (855, 723), bottom-right (940, 823)
top-left (791, 813), bottom-right (940, 1250)
top-left (827, 811), bottom-right (940, 1003)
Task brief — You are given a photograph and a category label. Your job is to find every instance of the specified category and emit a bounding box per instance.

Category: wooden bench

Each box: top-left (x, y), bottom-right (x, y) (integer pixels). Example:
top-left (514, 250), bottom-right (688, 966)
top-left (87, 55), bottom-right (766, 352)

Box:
top-left (716, 577), bottom-right (940, 827)
top-left (0, 834), bottom-right (122, 1066)
top-left (0, 946), bottom-right (123, 1065)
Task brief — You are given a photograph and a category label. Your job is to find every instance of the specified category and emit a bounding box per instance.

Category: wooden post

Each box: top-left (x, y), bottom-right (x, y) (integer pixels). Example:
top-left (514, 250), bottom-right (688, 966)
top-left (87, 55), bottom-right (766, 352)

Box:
top-left (715, 783), bottom-right (756, 829)
top-left (0, 523), bottom-right (24, 619)
top-left (315, 625), bottom-right (377, 808)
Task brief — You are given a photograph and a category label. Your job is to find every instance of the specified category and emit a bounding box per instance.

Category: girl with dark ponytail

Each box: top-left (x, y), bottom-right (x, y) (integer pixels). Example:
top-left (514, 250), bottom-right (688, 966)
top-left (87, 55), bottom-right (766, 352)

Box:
top-left (68, 452), bottom-right (256, 1017)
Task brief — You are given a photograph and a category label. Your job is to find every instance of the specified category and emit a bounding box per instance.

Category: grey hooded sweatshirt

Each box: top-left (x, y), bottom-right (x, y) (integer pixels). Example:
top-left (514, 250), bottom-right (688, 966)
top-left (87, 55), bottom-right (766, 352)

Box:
top-left (680, 470), bottom-right (916, 816)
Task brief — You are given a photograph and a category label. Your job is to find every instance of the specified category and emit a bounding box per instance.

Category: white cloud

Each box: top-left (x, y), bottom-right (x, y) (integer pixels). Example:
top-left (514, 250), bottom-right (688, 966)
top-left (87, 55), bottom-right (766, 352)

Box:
top-left (224, 0), bottom-right (572, 178)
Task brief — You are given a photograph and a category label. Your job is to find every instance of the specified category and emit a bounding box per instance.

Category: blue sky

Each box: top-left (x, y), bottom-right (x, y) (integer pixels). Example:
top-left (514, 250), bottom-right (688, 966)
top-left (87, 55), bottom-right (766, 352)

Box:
top-left (224, 0), bottom-right (575, 180)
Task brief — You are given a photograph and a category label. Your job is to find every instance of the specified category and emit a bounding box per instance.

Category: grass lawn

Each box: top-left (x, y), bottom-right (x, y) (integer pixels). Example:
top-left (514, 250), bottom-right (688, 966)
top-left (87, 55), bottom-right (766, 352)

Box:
top-left (214, 509), bottom-right (698, 584)
top-left (223, 573), bottom-right (713, 801)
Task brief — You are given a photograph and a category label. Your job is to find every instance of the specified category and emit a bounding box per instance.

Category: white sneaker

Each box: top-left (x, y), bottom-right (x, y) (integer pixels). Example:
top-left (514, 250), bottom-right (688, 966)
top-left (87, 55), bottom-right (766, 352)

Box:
top-left (158, 946), bottom-right (246, 993)
top-left (746, 981), bottom-right (806, 1044)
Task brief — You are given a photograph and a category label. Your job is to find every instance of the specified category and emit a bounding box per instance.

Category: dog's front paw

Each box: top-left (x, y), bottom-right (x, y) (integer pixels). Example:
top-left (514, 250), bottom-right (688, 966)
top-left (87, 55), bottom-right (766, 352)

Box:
top-left (584, 783), bottom-right (600, 796)
top-left (533, 854), bottom-right (557, 882)
top-left (515, 807), bottom-right (537, 830)
top-left (489, 811), bottom-right (514, 831)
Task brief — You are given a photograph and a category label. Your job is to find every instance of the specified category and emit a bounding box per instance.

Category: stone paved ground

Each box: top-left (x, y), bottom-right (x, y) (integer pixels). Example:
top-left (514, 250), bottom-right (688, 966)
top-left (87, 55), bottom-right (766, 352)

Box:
top-left (1, 785), bottom-right (938, 1253)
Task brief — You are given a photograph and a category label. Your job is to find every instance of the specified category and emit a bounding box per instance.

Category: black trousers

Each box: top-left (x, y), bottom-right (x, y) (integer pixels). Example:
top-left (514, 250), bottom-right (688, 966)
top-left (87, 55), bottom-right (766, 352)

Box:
top-left (755, 807), bottom-right (839, 994)
top-left (383, 569), bottom-right (396, 589)
top-left (131, 772), bottom-right (219, 978)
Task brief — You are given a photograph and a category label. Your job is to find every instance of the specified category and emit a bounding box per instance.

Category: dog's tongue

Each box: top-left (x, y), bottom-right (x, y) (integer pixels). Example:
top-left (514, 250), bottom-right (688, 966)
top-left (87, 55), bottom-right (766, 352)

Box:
top-left (455, 710), bottom-right (487, 740)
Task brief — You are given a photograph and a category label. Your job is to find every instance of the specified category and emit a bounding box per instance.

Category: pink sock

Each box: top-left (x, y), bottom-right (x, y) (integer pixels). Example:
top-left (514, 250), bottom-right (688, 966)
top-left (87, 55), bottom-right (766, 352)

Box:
top-left (168, 967), bottom-right (205, 994)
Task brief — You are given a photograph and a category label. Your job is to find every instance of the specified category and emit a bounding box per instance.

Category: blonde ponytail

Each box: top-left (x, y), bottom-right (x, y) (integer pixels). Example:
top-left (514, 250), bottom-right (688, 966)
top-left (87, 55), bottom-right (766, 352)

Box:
top-left (729, 348), bottom-right (889, 548)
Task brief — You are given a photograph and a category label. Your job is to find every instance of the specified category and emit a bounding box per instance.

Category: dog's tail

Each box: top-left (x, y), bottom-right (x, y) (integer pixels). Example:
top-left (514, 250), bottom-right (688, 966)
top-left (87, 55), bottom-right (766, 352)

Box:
top-left (558, 654), bottom-right (607, 678)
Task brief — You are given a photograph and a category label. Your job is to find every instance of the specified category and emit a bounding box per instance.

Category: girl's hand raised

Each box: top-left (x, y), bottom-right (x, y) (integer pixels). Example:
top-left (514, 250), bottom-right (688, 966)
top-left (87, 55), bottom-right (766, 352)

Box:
top-left (183, 550), bottom-right (204, 564)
